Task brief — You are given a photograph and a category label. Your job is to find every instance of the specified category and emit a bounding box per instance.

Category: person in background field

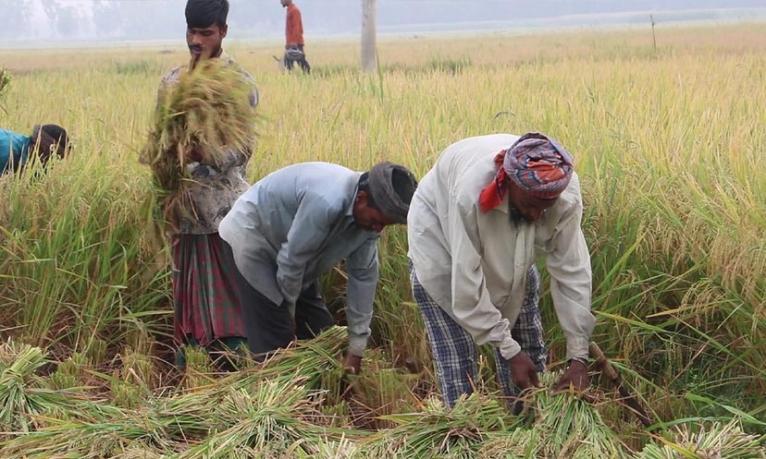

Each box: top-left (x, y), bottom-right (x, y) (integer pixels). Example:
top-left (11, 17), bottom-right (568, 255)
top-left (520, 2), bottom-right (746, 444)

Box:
top-left (407, 132), bottom-right (596, 409)
top-left (0, 124), bottom-right (69, 174)
top-left (157, 0), bottom-right (259, 370)
top-left (281, 0), bottom-right (311, 73)
top-left (218, 161), bottom-right (418, 375)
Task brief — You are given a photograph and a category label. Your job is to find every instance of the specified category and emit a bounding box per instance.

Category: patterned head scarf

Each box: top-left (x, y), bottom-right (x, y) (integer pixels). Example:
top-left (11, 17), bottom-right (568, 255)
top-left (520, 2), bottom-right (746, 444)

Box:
top-left (479, 132), bottom-right (574, 213)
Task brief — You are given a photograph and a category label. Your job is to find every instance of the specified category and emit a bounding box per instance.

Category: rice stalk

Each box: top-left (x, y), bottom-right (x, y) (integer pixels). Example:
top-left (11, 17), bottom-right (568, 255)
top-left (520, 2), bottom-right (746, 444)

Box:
top-left (0, 340), bottom-right (80, 435)
top-left (477, 428), bottom-right (539, 458)
top-left (0, 68), bottom-right (10, 100)
top-left (530, 372), bottom-right (630, 458)
top-left (0, 403), bottom-right (180, 458)
top-left (362, 395), bottom-right (517, 458)
top-left (179, 380), bottom-right (334, 458)
top-left (139, 58), bottom-right (256, 230)
top-left (639, 419), bottom-right (766, 459)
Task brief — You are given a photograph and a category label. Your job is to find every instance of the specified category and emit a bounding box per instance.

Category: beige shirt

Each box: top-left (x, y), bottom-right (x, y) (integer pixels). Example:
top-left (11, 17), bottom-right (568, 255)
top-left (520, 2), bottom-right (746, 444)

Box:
top-left (407, 134), bottom-right (595, 361)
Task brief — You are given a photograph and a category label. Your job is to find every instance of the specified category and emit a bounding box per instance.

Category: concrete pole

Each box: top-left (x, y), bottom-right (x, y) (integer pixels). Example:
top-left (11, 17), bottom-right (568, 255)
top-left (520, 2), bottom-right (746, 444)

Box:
top-left (361, 0), bottom-right (377, 72)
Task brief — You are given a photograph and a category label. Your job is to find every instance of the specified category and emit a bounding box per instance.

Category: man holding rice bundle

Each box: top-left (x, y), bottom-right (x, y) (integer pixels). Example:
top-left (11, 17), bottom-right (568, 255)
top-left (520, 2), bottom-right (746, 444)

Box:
top-left (407, 133), bottom-right (596, 408)
top-left (151, 0), bottom-right (259, 369)
top-left (219, 161), bottom-right (418, 374)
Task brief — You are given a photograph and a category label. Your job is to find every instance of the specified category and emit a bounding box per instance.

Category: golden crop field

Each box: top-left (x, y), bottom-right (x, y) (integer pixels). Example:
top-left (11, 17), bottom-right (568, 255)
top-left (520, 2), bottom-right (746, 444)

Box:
top-left (0, 23), bottom-right (765, 457)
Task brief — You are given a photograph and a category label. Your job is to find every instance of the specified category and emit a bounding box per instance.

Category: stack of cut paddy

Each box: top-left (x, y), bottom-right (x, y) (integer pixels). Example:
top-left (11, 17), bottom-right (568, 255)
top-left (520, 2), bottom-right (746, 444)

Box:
top-left (363, 371), bottom-right (631, 458)
top-left (638, 419), bottom-right (766, 459)
top-left (0, 327), bottom-right (351, 458)
top-left (527, 372), bottom-right (629, 458)
top-left (140, 58), bottom-right (256, 230)
top-left (0, 340), bottom-right (97, 437)
top-left (363, 395), bottom-right (518, 458)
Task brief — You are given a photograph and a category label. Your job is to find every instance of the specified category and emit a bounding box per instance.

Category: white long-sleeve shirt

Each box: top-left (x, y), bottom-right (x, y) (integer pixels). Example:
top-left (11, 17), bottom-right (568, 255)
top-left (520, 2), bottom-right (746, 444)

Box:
top-left (407, 134), bottom-right (595, 361)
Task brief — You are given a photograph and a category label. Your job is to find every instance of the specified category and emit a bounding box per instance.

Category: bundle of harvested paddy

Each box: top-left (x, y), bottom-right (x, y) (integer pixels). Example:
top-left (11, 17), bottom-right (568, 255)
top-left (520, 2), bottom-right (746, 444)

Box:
top-left (179, 381), bottom-right (337, 458)
top-left (362, 395), bottom-right (517, 458)
top-left (529, 371), bottom-right (630, 458)
top-left (0, 408), bottom-right (181, 458)
top-left (0, 340), bottom-right (96, 436)
top-left (638, 419), bottom-right (766, 459)
top-left (0, 341), bottom-right (49, 434)
top-left (140, 58), bottom-right (256, 229)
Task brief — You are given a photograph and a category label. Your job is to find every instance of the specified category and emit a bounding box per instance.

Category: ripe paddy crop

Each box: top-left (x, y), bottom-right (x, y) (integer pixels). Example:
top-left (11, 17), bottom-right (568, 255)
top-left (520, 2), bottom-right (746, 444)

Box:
top-left (1, 23), bottom-right (765, 457)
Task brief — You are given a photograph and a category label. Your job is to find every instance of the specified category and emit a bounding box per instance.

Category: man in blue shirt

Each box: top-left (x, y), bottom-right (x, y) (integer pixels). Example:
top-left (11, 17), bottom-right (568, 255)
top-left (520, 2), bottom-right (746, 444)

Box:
top-left (219, 161), bottom-right (417, 374)
top-left (0, 124), bottom-right (69, 174)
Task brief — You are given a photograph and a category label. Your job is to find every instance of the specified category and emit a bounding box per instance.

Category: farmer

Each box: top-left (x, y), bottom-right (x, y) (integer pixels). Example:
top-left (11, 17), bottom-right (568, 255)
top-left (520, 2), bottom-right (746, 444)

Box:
top-left (407, 132), bottom-right (596, 408)
top-left (0, 125), bottom-right (69, 174)
top-left (157, 0), bottom-right (258, 369)
top-left (219, 161), bottom-right (418, 374)
top-left (281, 0), bottom-right (311, 73)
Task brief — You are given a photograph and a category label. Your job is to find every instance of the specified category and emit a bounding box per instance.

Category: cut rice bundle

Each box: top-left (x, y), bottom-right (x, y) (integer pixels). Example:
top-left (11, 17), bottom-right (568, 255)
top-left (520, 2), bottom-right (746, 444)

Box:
top-left (638, 419), bottom-right (766, 459)
top-left (140, 58), bottom-right (256, 230)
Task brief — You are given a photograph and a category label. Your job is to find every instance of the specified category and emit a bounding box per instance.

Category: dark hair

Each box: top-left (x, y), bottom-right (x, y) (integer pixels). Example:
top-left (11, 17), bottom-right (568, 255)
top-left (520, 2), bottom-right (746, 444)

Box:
top-left (186, 0), bottom-right (229, 28)
top-left (31, 124), bottom-right (69, 163)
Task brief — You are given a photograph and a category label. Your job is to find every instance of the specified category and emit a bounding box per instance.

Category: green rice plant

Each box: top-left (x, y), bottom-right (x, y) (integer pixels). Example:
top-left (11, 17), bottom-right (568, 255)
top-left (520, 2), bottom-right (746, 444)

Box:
top-left (47, 351), bottom-right (91, 390)
top-left (179, 345), bottom-right (215, 390)
top-left (110, 348), bottom-right (155, 409)
top-left (0, 68), bottom-right (10, 105)
top-left (638, 419), bottom-right (766, 459)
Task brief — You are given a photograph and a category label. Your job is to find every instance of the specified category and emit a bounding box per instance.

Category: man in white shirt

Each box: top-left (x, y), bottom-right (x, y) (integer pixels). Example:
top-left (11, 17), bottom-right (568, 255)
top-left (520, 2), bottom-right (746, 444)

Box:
top-left (407, 132), bottom-right (595, 407)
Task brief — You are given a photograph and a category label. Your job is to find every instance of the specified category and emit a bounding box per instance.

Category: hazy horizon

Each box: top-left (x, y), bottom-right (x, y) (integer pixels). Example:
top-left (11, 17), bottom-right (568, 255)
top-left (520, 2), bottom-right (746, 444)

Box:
top-left (0, 0), bottom-right (765, 48)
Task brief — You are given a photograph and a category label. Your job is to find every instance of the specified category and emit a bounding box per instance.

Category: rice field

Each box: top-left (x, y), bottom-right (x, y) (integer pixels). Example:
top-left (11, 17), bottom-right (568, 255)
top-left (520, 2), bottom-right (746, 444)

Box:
top-left (1, 23), bottom-right (765, 457)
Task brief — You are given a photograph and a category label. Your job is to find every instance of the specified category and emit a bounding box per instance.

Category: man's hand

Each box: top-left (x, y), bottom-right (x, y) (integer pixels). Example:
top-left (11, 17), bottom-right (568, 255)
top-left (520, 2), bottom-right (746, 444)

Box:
top-left (507, 352), bottom-right (540, 390)
top-left (343, 353), bottom-right (362, 375)
top-left (553, 360), bottom-right (589, 393)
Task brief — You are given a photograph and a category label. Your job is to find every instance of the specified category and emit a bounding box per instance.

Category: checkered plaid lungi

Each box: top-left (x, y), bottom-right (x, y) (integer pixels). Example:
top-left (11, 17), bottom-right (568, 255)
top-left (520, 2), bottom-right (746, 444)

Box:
top-left (172, 233), bottom-right (246, 346)
top-left (410, 263), bottom-right (546, 408)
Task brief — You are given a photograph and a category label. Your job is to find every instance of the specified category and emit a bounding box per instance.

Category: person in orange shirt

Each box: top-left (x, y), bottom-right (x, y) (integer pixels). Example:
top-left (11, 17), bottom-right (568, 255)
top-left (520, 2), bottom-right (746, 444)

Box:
top-left (281, 0), bottom-right (311, 73)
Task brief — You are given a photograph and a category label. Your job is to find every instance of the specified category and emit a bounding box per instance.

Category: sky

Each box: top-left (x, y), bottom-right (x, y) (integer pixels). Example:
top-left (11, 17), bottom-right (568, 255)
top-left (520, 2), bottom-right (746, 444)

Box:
top-left (1, 0), bottom-right (765, 45)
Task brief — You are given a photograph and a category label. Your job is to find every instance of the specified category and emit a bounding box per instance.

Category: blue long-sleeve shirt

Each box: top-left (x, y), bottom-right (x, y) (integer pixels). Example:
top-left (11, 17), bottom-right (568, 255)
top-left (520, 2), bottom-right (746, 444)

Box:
top-left (219, 162), bottom-right (380, 356)
top-left (0, 128), bottom-right (31, 173)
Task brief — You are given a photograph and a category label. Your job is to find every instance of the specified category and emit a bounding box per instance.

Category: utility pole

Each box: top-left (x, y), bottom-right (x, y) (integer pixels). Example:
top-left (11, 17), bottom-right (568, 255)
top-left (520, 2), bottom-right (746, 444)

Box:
top-left (361, 0), bottom-right (377, 72)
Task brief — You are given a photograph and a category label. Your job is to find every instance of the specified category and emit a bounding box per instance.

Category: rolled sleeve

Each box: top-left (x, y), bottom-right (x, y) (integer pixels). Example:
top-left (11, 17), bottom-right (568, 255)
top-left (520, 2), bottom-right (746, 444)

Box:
top-left (546, 201), bottom-right (596, 361)
top-left (449, 197), bottom-right (520, 360)
top-left (345, 238), bottom-right (379, 356)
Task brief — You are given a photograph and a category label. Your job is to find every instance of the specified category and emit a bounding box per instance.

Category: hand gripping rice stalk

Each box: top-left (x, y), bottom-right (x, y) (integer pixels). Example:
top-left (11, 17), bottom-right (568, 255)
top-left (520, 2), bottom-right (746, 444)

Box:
top-left (140, 58), bottom-right (256, 231)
